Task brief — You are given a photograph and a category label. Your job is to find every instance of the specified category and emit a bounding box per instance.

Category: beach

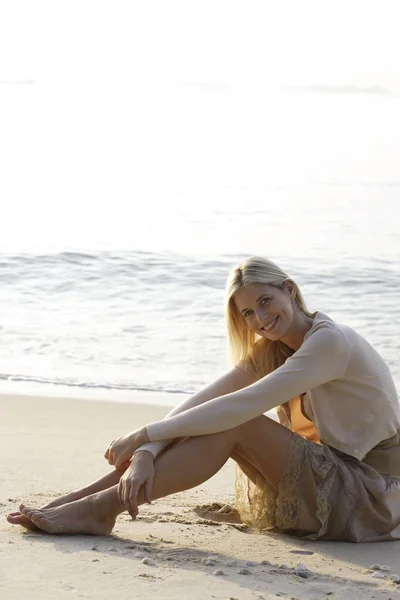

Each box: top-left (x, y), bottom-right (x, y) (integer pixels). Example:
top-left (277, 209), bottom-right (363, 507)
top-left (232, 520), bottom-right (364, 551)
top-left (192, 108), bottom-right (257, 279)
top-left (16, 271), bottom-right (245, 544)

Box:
top-left (3, 392), bottom-right (400, 600)
top-left (2, 1), bottom-right (400, 598)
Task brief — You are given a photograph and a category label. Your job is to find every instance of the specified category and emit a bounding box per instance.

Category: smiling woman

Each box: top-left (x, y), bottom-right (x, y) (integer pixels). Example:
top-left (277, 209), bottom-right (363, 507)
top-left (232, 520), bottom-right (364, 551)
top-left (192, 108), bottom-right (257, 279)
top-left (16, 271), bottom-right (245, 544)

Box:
top-left (8, 256), bottom-right (400, 542)
top-left (225, 258), bottom-right (315, 379)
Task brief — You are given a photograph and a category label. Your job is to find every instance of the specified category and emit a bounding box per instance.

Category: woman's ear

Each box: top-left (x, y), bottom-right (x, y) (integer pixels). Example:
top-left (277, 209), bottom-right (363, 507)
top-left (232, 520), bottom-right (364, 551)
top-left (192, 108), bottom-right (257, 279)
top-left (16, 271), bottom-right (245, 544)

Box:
top-left (285, 281), bottom-right (296, 298)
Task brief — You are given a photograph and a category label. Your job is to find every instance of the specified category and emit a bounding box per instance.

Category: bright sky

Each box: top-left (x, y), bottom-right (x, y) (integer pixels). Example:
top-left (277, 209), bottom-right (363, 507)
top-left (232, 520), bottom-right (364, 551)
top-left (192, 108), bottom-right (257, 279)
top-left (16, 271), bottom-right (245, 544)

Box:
top-left (0, 1), bottom-right (399, 254)
top-left (1, 0), bottom-right (399, 89)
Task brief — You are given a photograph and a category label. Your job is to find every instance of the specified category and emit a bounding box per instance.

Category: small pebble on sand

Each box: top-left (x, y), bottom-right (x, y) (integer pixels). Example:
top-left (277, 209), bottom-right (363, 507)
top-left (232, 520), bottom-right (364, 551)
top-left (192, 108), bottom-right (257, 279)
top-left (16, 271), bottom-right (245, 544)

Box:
top-left (380, 565), bottom-right (391, 572)
top-left (261, 560), bottom-right (271, 565)
top-left (202, 559), bottom-right (216, 566)
top-left (245, 561), bottom-right (256, 567)
top-left (213, 569), bottom-right (225, 576)
top-left (134, 552), bottom-right (146, 559)
top-left (296, 571), bottom-right (310, 579)
top-left (278, 564), bottom-right (289, 569)
top-left (91, 546), bottom-right (98, 551)
top-left (390, 574), bottom-right (400, 583)
top-left (372, 571), bottom-right (386, 579)
top-left (108, 546), bottom-right (117, 552)
top-left (295, 563), bottom-right (308, 572)
top-left (238, 568), bottom-right (251, 575)
top-left (141, 558), bottom-right (155, 566)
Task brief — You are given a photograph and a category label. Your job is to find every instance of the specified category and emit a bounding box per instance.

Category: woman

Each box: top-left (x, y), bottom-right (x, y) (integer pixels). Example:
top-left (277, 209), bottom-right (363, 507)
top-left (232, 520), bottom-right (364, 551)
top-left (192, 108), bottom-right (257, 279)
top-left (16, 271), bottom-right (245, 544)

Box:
top-left (8, 256), bottom-right (400, 541)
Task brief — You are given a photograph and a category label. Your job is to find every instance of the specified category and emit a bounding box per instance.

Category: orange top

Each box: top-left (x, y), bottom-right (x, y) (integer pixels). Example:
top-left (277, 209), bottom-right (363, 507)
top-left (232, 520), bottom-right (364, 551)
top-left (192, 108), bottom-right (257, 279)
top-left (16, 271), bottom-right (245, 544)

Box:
top-left (289, 396), bottom-right (320, 443)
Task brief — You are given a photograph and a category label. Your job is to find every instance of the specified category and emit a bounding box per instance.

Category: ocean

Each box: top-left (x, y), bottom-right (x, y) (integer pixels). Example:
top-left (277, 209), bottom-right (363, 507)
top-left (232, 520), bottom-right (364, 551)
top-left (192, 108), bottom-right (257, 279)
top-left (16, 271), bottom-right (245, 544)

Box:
top-left (1, 84), bottom-right (399, 404)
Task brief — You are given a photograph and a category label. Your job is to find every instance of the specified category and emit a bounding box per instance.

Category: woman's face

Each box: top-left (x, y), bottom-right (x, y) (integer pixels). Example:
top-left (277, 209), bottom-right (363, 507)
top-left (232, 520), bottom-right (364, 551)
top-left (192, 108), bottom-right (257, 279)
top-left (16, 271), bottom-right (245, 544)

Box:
top-left (233, 282), bottom-right (296, 341)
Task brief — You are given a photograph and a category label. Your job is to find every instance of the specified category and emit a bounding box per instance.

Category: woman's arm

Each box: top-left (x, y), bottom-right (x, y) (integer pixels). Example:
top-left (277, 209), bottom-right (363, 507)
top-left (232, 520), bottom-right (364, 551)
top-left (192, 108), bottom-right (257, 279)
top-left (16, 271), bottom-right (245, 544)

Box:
top-left (135, 364), bottom-right (257, 458)
top-left (145, 324), bottom-right (350, 442)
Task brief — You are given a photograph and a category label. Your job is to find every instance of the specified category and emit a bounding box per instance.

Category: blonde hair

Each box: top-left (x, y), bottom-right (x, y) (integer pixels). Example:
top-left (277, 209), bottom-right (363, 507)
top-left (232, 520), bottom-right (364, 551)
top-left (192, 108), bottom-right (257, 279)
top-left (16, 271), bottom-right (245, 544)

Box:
top-left (225, 256), bottom-right (311, 378)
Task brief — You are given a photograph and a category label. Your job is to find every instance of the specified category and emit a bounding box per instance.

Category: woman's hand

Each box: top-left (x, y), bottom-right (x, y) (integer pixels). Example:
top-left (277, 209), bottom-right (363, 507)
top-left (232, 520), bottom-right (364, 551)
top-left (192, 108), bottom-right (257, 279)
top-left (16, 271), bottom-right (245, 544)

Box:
top-left (104, 427), bottom-right (150, 470)
top-left (118, 451), bottom-right (155, 519)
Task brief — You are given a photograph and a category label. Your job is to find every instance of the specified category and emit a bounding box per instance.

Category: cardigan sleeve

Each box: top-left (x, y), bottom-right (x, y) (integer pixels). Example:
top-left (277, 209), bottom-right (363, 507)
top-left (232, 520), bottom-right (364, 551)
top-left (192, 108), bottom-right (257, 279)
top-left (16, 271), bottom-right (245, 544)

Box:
top-left (135, 365), bottom-right (257, 458)
top-left (146, 322), bottom-right (350, 441)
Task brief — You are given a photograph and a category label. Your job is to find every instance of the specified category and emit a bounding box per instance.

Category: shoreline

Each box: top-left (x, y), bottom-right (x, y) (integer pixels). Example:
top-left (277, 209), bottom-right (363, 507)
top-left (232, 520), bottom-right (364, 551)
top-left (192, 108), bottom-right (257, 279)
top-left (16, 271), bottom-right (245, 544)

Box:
top-left (0, 380), bottom-right (182, 408)
top-left (3, 391), bottom-right (400, 599)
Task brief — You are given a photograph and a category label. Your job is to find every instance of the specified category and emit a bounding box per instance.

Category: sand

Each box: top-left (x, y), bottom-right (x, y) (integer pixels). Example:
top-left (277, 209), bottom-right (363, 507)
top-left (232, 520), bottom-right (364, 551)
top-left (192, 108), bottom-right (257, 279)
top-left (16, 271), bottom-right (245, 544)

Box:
top-left (2, 392), bottom-right (400, 600)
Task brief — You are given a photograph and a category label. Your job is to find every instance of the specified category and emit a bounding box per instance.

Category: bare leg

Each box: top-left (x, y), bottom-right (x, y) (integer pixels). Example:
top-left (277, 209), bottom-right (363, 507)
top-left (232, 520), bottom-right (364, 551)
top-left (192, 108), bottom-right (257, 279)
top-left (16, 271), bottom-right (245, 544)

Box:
top-left (7, 469), bottom-right (124, 528)
top-left (8, 444), bottom-right (182, 528)
top-left (193, 453), bottom-right (263, 523)
top-left (18, 416), bottom-right (293, 535)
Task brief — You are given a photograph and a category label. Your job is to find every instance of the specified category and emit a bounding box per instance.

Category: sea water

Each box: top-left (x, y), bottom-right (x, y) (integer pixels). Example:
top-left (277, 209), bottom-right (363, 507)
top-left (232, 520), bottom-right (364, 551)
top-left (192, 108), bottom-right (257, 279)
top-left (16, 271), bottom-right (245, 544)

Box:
top-left (0, 83), bottom-right (399, 403)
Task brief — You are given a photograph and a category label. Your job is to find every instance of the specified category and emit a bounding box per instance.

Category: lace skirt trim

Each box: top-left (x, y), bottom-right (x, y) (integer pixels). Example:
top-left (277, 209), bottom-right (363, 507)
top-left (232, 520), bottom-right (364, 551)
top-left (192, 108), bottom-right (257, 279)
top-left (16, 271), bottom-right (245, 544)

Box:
top-left (235, 434), bottom-right (338, 537)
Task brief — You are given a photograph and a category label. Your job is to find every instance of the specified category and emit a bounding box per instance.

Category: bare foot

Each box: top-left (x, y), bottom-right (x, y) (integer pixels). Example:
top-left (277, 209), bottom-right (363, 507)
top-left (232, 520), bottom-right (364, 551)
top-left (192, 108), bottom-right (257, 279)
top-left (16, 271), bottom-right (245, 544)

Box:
top-left (7, 491), bottom-right (80, 530)
top-left (7, 470), bottom-right (123, 531)
top-left (19, 496), bottom-right (116, 535)
top-left (193, 502), bottom-right (242, 523)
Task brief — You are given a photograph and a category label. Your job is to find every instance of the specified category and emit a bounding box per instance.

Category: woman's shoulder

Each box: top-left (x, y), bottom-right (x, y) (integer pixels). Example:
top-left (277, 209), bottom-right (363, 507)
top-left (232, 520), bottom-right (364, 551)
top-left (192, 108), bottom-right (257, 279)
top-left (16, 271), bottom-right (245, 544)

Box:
top-left (304, 311), bottom-right (349, 344)
top-left (304, 312), bottom-right (385, 368)
top-left (306, 312), bottom-right (367, 343)
top-left (300, 312), bottom-right (358, 368)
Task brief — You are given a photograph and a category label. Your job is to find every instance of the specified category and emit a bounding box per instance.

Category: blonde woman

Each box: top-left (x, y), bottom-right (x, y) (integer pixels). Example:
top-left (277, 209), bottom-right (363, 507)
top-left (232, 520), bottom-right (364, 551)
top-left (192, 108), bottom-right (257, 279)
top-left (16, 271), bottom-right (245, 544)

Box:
top-left (8, 257), bottom-right (400, 541)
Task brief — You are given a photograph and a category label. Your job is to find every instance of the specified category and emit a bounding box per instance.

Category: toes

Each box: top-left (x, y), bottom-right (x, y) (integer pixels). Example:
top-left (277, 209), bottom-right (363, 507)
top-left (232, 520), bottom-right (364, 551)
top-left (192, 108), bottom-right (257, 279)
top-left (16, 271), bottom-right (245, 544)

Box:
top-left (19, 506), bottom-right (55, 533)
top-left (6, 513), bottom-right (20, 523)
top-left (19, 503), bottom-right (35, 516)
top-left (20, 505), bottom-right (39, 520)
top-left (7, 512), bottom-right (23, 523)
top-left (29, 511), bottom-right (51, 533)
top-left (9, 505), bottom-right (56, 533)
top-left (6, 512), bottom-right (37, 529)
top-left (20, 505), bottom-right (33, 514)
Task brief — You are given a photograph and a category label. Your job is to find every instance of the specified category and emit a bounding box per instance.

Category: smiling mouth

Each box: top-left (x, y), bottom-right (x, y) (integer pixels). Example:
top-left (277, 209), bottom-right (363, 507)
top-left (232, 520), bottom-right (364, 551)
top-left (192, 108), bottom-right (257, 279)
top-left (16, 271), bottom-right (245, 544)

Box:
top-left (260, 316), bottom-right (279, 332)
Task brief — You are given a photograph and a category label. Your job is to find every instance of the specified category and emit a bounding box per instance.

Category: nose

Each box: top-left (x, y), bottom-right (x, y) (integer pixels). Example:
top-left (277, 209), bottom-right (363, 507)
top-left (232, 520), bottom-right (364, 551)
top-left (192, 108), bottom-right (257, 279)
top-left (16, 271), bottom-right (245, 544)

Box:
top-left (254, 307), bottom-right (268, 326)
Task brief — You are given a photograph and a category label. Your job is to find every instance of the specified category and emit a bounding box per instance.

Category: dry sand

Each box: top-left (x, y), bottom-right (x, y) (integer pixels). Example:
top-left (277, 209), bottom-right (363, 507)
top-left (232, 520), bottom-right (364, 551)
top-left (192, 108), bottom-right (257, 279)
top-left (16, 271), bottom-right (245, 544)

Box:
top-left (2, 392), bottom-right (400, 600)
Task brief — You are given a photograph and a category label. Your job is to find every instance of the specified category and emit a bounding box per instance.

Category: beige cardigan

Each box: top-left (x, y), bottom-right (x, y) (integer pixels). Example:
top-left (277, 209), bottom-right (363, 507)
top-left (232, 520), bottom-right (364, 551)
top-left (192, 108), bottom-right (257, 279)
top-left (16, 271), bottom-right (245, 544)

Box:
top-left (142, 312), bottom-right (400, 461)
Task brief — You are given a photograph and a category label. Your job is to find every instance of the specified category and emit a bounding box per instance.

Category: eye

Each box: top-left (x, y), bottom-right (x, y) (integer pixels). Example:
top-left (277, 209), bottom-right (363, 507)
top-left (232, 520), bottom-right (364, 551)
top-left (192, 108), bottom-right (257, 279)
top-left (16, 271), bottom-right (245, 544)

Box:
top-left (243, 309), bottom-right (253, 318)
top-left (261, 297), bottom-right (270, 305)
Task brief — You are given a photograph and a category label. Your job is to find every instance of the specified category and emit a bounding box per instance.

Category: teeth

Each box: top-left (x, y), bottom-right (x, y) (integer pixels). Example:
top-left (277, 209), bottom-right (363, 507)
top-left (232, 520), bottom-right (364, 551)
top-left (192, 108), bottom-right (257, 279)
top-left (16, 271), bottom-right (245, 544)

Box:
top-left (264, 316), bottom-right (278, 331)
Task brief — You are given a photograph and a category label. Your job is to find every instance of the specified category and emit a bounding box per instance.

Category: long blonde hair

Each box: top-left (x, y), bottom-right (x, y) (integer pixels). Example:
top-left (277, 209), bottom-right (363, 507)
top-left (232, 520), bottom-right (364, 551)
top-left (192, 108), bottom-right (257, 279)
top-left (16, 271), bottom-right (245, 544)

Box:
top-left (225, 256), bottom-right (311, 378)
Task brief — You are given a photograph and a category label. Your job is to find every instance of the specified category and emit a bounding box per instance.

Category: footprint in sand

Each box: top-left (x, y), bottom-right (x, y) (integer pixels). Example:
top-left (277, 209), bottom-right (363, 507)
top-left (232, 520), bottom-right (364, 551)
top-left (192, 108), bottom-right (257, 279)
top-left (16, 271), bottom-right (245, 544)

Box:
top-left (192, 502), bottom-right (242, 524)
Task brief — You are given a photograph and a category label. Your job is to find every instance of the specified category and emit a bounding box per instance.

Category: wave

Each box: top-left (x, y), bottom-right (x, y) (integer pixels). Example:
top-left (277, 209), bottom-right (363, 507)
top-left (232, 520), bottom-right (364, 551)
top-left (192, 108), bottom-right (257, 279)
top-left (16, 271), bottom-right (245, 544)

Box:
top-left (0, 250), bottom-right (241, 289)
top-left (0, 372), bottom-right (192, 395)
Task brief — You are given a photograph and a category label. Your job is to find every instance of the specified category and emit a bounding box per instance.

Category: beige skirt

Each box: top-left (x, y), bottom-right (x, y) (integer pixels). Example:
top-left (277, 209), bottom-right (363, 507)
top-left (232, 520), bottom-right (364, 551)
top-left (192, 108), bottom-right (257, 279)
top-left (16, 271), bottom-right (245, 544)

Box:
top-left (235, 433), bottom-right (400, 542)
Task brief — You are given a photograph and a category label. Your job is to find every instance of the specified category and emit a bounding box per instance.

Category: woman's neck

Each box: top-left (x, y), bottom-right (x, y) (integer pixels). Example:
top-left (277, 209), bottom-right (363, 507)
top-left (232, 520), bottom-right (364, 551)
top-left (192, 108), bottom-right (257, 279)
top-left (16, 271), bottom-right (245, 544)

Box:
top-left (280, 311), bottom-right (316, 351)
